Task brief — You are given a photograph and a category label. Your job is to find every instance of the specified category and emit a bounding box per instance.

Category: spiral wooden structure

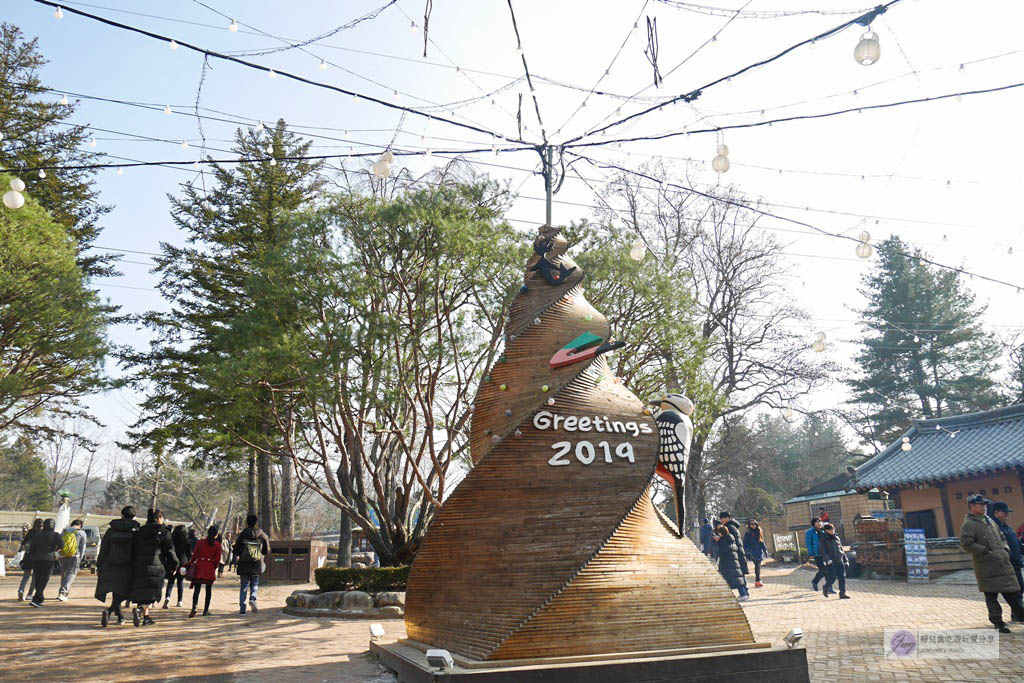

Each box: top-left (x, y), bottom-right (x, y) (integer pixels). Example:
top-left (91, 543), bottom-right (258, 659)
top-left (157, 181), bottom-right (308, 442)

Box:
top-left (404, 226), bottom-right (757, 662)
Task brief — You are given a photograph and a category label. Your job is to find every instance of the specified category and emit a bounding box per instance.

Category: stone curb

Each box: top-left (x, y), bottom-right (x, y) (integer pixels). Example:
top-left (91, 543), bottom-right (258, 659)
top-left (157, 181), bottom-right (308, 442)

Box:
top-left (282, 606), bottom-right (404, 620)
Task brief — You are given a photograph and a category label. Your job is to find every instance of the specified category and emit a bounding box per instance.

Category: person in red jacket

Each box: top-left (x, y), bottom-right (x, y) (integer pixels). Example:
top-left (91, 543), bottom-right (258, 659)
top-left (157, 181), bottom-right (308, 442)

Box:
top-left (188, 526), bottom-right (222, 617)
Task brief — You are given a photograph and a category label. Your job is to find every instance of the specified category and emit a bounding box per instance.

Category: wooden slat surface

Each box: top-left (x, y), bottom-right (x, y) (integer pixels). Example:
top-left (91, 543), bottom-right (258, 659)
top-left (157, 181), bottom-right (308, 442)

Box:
top-left (405, 226), bottom-right (757, 662)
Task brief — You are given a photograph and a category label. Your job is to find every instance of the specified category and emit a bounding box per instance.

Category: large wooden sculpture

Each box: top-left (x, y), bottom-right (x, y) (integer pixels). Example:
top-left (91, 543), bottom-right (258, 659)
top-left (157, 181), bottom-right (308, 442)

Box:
top-left (404, 225), bottom-right (758, 662)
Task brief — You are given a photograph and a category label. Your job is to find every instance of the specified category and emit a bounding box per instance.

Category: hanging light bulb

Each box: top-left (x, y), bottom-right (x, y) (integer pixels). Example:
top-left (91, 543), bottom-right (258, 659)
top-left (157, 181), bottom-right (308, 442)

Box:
top-left (255, 120), bottom-right (264, 133)
top-left (88, 137), bottom-right (96, 148)
top-left (516, 44), bottom-right (524, 56)
top-left (54, 6), bottom-right (65, 19)
top-left (37, 168), bottom-right (47, 179)
top-left (181, 140), bottom-right (189, 149)
top-left (853, 30), bottom-right (881, 65)
top-left (268, 69), bottom-right (277, 78)
top-left (856, 230), bottom-right (873, 259)
top-left (116, 168), bottom-right (123, 176)
top-left (424, 148), bottom-right (432, 157)
top-left (913, 335), bottom-right (920, 343)
top-left (164, 104), bottom-right (172, 115)
top-left (372, 150), bottom-right (393, 178)
top-left (712, 154), bottom-right (729, 173)
top-left (901, 438), bottom-right (912, 452)
top-left (409, 21), bottom-right (418, 33)
top-left (319, 59), bottom-right (328, 71)
top-left (381, 150), bottom-right (394, 164)
top-left (3, 189), bottom-right (25, 209)
top-left (784, 406), bottom-right (794, 419)
top-left (629, 238), bottom-right (645, 262)
top-left (269, 158), bottom-right (277, 166)
top-left (10, 178), bottom-right (26, 193)
top-left (228, 19), bottom-right (239, 32)
top-left (60, 93), bottom-right (68, 105)
top-left (169, 40), bottom-right (179, 50)
top-left (393, 90), bottom-right (401, 100)
top-left (193, 161), bottom-right (200, 169)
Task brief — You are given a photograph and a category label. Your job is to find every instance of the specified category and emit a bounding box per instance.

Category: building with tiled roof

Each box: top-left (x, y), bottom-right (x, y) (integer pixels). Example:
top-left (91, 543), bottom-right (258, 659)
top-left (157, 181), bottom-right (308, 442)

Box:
top-left (852, 404), bottom-right (1024, 538)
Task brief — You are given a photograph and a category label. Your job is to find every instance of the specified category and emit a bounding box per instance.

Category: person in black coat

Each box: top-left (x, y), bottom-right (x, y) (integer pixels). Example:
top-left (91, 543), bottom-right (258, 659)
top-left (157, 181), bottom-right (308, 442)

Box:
top-left (96, 506), bottom-right (140, 626)
top-left (25, 518), bottom-right (61, 607)
top-left (720, 511), bottom-right (749, 576)
top-left (163, 525), bottom-right (191, 609)
top-left (820, 523), bottom-right (850, 599)
top-left (713, 522), bottom-right (750, 601)
top-left (130, 509), bottom-right (177, 626)
top-left (17, 518), bottom-right (43, 601)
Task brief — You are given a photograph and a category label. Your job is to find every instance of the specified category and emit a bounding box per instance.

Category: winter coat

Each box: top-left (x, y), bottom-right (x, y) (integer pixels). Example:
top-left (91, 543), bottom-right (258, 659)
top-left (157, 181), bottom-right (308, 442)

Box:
top-left (819, 532), bottom-right (848, 566)
top-left (743, 529), bottom-right (767, 563)
top-left (130, 522), bottom-right (177, 605)
top-left (960, 512), bottom-right (1020, 594)
top-left (726, 520), bottom-right (749, 575)
top-left (95, 518), bottom-right (140, 601)
top-left (220, 538), bottom-right (231, 565)
top-left (26, 529), bottom-right (61, 568)
top-left (993, 517), bottom-right (1024, 569)
top-left (699, 523), bottom-right (713, 555)
top-left (234, 527), bottom-right (271, 576)
top-left (167, 529), bottom-right (191, 580)
top-left (189, 537), bottom-right (222, 586)
top-left (804, 526), bottom-right (821, 557)
top-left (714, 529), bottom-right (747, 590)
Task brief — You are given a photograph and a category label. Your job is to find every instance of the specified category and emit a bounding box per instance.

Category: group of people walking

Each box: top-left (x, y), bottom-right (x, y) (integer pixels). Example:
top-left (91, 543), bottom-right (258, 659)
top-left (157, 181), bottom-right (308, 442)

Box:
top-left (804, 516), bottom-right (851, 599)
top-left (960, 494), bottom-right (1024, 633)
top-left (699, 512), bottom-right (768, 601)
top-left (16, 518), bottom-right (88, 606)
top-left (15, 507), bottom-right (270, 627)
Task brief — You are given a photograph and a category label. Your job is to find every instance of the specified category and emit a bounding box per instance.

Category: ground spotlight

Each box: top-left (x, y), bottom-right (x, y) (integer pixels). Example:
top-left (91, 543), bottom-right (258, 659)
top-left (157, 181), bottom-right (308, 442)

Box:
top-left (783, 627), bottom-right (804, 648)
top-left (425, 649), bottom-right (454, 671)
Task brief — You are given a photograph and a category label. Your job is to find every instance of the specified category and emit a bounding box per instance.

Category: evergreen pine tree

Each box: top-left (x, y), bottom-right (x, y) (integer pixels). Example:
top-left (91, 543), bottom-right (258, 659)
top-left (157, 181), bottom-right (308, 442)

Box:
top-left (848, 236), bottom-right (1002, 446)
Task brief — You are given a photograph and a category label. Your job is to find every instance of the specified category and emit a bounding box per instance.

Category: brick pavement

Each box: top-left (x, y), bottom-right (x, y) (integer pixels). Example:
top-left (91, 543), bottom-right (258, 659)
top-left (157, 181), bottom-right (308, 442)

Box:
top-left (3, 564), bottom-right (1023, 682)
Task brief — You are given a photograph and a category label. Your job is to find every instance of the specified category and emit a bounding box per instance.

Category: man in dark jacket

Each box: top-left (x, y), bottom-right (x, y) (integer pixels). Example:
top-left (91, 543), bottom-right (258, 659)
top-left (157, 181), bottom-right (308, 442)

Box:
top-left (130, 509), bottom-right (177, 626)
top-left (991, 501), bottom-right (1024, 593)
top-left (960, 494), bottom-right (1024, 633)
top-left (820, 523), bottom-right (850, 599)
top-left (712, 522), bottom-right (749, 601)
top-left (26, 519), bottom-right (61, 607)
top-left (805, 518), bottom-right (826, 591)
top-left (96, 506), bottom-right (140, 626)
top-left (719, 511), bottom-right (748, 576)
top-left (234, 514), bottom-right (271, 615)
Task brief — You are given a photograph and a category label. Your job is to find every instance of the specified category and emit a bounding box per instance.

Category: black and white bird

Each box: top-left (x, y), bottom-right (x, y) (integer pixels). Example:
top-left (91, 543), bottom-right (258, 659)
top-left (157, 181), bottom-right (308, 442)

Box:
top-left (654, 393), bottom-right (695, 537)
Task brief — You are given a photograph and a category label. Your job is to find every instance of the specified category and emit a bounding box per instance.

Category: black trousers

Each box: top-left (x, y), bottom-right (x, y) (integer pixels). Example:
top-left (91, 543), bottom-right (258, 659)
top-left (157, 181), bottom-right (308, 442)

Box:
top-left (984, 591), bottom-right (1024, 626)
top-left (811, 556), bottom-right (827, 586)
top-left (752, 559), bottom-right (762, 582)
top-left (165, 575), bottom-right (183, 601)
top-left (825, 562), bottom-right (847, 596)
top-left (1015, 566), bottom-right (1024, 593)
top-left (31, 562), bottom-right (53, 603)
top-left (110, 594), bottom-right (126, 617)
top-left (192, 583), bottom-right (212, 612)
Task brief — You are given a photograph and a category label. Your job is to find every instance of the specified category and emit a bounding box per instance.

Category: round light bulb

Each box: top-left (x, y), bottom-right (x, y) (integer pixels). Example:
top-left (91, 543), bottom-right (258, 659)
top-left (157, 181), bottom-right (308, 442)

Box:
top-left (630, 245), bottom-right (645, 261)
top-left (812, 340), bottom-right (826, 353)
top-left (60, 94), bottom-right (68, 105)
top-left (319, 60), bottom-right (328, 71)
top-left (425, 148), bottom-right (432, 157)
top-left (547, 398), bottom-right (555, 406)
top-left (716, 144), bottom-right (729, 157)
top-left (88, 137), bottom-right (96, 148)
top-left (169, 40), bottom-right (179, 50)
top-left (410, 21), bottom-right (418, 33)
top-left (901, 442), bottom-right (912, 452)
top-left (181, 140), bottom-right (189, 149)
top-left (856, 242), bottom-right (873, 259)
top-left (116, 168), bottom-right (123, 176)
top-left (371, 159), bottom-right (391, 178)
top-left (859, 230), bottom-right (871, 242)
top-left (269, 158), bottom-right (277, 166)
top-left (268, 69), bottom-right (277, 78)
top-left (3, 190), bottom-right (25, 209)
top-left (10, 177), bottom-right (26, 192)
top-left (54, 7), bottom-right (64, 19)
top-left (712, 154), bottom-right (730, 173)
top-left (38, 169), bottom-right (46, 179)
top-left (381, 150), bottom-right (394, 164)
top-left (816, 332), bottom-right (826, 341)
top-left (784, 407), bottom-right (794, 419)
top-left (913, 335), bottom-right (920, 343)
top-left (228, 20), bottom-right (238, 32)
top-left (854, 31), bottom-right (880, 66)
top-left (164, 104), bottom-right (172, 115)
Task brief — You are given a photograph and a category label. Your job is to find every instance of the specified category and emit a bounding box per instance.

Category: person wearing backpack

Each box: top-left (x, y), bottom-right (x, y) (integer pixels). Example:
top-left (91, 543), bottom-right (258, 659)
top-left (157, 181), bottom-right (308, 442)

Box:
top-left (96, 506), bottom-right (140, 627)
top-left (130, 509), bottom-right (177, 626)
top-left (187, 526), bottom-right (222, 617)
top-left (233, 514), bottom-right (270, 615)
top-left (25, 518), bottom-right (62, 607)
top-left (57, 519), bottom-right (87, 601)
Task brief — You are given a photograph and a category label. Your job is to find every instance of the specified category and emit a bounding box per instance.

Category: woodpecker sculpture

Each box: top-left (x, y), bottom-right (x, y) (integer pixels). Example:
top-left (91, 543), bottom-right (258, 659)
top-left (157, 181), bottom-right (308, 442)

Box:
top-left (653, 393), bottom-right (695, 537)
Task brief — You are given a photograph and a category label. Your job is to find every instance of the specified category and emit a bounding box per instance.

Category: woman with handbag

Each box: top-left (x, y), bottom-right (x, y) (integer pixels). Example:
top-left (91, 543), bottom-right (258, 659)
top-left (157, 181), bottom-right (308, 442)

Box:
top-left (187, 526), bottom-right (222, 617)
top-left (163, 525), bottom-right (191, 609)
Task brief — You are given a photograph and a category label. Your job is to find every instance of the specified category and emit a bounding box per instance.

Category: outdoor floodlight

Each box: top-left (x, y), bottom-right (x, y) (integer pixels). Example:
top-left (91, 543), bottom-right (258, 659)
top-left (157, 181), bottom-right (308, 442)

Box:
top-left (426, 649), bottom-right (455, 671)
top-left (783, 627), bottom-right (804, 649)
top-left (369, 623), bottom-right (385, 641)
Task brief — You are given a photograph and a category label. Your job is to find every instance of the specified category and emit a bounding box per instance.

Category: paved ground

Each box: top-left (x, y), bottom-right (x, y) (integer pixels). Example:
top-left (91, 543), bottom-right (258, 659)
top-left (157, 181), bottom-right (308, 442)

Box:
top-left (3, 563), bottom-right (1024, 682)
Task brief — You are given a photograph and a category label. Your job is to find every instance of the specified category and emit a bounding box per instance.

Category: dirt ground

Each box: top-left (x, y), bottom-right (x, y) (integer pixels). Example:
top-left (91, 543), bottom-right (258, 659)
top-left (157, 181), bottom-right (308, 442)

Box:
top-left (0, 570), bottom-right (404, 682)
top-left (5, 563), bottom-right (1024, 682)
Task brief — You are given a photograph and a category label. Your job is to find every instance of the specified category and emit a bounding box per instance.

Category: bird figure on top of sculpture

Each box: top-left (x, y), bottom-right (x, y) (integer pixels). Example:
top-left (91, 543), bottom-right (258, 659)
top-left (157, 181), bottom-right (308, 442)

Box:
top-left (653, 393), bottom-right (695, 537)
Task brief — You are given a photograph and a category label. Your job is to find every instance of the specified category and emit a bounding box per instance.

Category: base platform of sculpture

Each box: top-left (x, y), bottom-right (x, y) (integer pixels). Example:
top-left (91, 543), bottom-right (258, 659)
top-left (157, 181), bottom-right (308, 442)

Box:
top-left (371, 639), bottom-right (809, 683)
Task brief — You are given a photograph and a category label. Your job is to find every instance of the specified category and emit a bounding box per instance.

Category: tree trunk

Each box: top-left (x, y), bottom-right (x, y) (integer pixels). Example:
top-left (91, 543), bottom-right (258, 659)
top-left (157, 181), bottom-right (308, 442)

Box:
top-left (337, 511), bottom-right (352, 568)
top-left (258, 451), bottom-right (273, 538)
top-left (683, 436), bottom-right (707, 535)
top-left (279, 456), bottom-right (294, 538)
top-left (247, 452), bottom-right (256, 515)
top-left (79, 449), bottom-right (97, 513)
top-left (221, 497), bottom-right (233, 537)
top-left (150, 451), bottom-right (162, 511)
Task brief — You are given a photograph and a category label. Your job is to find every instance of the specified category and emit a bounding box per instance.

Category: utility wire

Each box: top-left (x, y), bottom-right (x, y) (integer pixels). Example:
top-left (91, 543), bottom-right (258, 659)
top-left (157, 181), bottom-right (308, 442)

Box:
top-left (564, 0), bottom-right (902, 144)
top-left (28, 0), bottom-right (525, 144)
top-left (569, 151), bottom-right (1024, 293)
top-left (505, 0), bottom-right (547, 143)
